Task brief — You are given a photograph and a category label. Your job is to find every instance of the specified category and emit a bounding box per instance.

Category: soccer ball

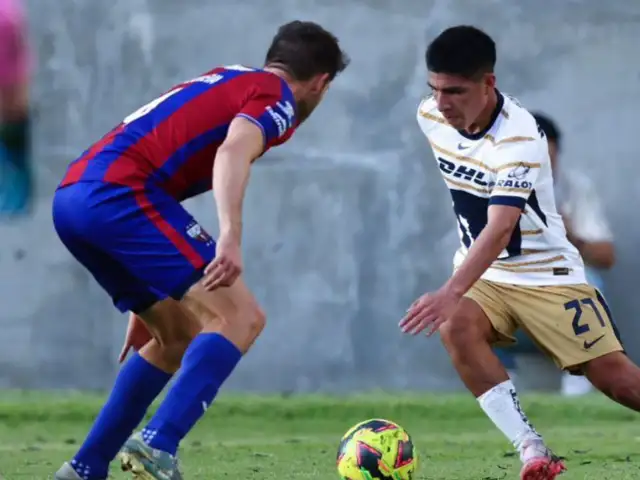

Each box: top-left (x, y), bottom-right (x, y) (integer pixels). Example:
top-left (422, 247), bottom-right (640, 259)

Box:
top-left (336, 418), bottom-right (418, 480)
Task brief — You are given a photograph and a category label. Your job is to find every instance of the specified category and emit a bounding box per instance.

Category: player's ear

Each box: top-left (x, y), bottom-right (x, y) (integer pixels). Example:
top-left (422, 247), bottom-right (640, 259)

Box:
top-left (310, 73), bottom-right (331, 94)
top-left (484, 73), bottom-right (496, 91)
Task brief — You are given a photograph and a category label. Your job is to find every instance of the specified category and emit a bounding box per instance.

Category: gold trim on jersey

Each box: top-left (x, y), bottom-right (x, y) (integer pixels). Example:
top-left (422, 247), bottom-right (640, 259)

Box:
top-left (419, 110), bottom-right (448, 125)
top-left (521, 229), bottom-right (543, 236)
top-left (485, 134), bottom-right (536, 146)
top-left (494, 254), bottom-right (566, 269)
top-left (430, 141), bottom-right (497, 173)
top-left (492, 186), bottom-right (532, 194)
top-left (521, 249), bottom-right (545, 255)
top-left (444, 177), bottom-right (491, 195)
top-left (419, 107), bottom-right (537, 151)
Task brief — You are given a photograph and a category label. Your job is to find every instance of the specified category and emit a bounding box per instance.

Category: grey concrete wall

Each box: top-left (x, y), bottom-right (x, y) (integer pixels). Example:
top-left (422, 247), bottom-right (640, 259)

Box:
top-left (1, 0), bottom-right (639, 391)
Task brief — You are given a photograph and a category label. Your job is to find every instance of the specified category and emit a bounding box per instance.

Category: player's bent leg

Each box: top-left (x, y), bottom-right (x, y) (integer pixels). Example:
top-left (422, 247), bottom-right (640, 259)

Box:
top-left (442, 283), bottom-right (564, 479)
top-left (57, 300), bottom-right (203, 480)
top-left (489, 281), bottom-right (634, 479)
top-left (584, 351), bottom-right (640, 410)
top-left (440, 298), bottom-right (543, 450)
top-left (65, 300), bottom-right (205, 480)
top-left (116, 302), bottom-right (209, 480)
top-left (121, 277), bottom-right (265, 479)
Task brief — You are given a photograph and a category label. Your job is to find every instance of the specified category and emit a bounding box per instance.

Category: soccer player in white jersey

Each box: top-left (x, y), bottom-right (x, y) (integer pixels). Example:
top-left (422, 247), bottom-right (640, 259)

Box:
top-left (401, 25), bottom-right (640, 480)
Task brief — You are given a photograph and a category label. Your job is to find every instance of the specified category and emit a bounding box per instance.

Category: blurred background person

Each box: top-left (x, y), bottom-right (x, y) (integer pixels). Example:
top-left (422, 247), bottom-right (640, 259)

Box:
top-left (0, 0), bottom-right (32, 216)
top-left (495, 112), bottom-right (616, 397)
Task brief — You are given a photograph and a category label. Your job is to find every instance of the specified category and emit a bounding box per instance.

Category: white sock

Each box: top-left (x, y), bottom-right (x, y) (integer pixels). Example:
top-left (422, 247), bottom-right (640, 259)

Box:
top-left (477, 380), bottom-right (542, 451)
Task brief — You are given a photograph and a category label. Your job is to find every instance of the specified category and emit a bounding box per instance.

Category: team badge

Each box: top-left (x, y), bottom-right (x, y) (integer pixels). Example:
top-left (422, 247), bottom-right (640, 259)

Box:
top-left (186, 221), bottom-right (214, 245)
top-left (507, 163), bottom-right (530, 180)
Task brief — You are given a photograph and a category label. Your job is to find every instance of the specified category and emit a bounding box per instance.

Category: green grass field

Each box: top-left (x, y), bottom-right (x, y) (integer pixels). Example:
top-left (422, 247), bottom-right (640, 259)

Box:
top-left (0, 392), bottom-right (639, 479)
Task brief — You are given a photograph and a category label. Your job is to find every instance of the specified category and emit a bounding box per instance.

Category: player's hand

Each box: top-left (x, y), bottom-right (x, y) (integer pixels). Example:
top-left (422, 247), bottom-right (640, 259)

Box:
top-left (119, 312), bottom-right (153, 363)
top-left (399, 287), bottom-right (461, 337)
top-left (203, 234), bottom-right (243, 290)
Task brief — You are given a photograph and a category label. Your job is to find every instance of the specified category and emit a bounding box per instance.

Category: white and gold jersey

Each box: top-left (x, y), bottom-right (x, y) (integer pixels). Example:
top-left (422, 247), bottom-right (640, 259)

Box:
top-left (416, 91), bottom-right (586, 286)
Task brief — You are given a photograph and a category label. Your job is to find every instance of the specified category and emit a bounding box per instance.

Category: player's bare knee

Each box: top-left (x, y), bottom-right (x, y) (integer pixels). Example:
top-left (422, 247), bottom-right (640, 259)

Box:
top-left (183, 278), bottom-right (266, 351)
top-left (246, 303), bottom-right (266, 338)
top-left (440, 297), bottom-right (495, 351)
top-left (439, 315), bottom-right (465, 348)
top-left (440, 311), bottom-right (484, 351)
top-left (212, 302), bottom-right (265, 342)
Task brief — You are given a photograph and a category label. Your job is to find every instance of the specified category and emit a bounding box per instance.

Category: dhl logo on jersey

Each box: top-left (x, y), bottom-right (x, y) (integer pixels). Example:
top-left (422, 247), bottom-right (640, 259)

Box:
top-left (437, 157), bottom-right (496, 189)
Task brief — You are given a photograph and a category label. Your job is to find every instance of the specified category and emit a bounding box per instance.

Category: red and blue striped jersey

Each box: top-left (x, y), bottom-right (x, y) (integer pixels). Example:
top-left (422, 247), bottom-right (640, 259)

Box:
top-left (59, 65), bottom-right (298, 200)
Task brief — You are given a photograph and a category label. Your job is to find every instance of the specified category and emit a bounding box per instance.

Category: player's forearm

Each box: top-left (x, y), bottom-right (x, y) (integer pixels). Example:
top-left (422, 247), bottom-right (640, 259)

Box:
top-left (213, 151), bottom-right (251, 244)
top-left (444, 226), bottom-right (513, 297)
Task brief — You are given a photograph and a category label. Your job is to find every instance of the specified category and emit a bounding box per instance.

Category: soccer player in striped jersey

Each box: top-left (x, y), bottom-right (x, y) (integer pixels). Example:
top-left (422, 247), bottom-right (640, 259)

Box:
top-left (53, 21), bottom-right (349, 480)
top-left (401, 25), bottom-right (640, 480)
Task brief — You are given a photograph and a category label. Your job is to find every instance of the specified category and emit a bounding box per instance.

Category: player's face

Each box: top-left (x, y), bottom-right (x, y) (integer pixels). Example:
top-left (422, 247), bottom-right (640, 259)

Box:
top-left (296, 74), bottom-right (331, 123)
top-left (428, 72), bottom-right (495, 130)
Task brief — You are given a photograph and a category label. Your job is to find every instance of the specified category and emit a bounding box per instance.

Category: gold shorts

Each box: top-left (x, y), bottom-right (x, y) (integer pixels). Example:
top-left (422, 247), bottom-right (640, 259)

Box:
top-left (465, 279), bottom-right (624, 372)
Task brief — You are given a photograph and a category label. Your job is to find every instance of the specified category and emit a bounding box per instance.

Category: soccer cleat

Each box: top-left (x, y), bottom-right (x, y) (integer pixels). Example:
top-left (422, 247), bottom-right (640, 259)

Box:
top-left (119, 433), bottom-right (183, 480)
top-left (519, 439), bottom-right (566, 479)
top-left (54, 461), bottom-right (106, 480)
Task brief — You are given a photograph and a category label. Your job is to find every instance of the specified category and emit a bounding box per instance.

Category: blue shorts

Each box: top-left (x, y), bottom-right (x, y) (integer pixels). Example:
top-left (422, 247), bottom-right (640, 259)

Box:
top-left (52, 182), bottom-right (216, 313)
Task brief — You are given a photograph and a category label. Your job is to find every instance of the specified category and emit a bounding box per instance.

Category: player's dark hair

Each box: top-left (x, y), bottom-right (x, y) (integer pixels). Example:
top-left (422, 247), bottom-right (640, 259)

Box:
top-left (532, 112), bottom-right (562, 148)
top-left (426, 25), bottom-right (496, 79)
top-left (265, 21), bottom-right (350, 81)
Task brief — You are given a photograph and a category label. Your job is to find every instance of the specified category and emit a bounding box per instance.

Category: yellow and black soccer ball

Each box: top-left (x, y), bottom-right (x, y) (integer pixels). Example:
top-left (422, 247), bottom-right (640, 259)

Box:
top-left (336, 418), bottom-right (418, 480)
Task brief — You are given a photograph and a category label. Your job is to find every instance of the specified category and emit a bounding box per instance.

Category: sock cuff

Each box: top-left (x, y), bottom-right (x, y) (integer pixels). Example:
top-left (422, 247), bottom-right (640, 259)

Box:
top-left (477, 379), bottom-right (515, 405)
top-left (129, 352), bottom-right (173, 382)
top-left (192, 332), bottom-right (242, 356)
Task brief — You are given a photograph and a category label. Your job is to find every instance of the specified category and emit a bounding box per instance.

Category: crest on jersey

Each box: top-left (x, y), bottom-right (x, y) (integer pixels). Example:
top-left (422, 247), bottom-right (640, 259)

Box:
top-left (507, 163), bottom-right (530, 180)
top-left (186, 221), bottom-right (214, 245)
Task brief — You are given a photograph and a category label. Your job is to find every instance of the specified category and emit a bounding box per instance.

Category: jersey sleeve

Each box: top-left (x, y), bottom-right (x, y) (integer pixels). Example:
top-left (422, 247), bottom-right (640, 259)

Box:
top-left (416, 96), bottom-right (440, 138)
top-left (489, 140), bottom-right (545, 210)
top-left (236, 75), bottom-right (297, 149)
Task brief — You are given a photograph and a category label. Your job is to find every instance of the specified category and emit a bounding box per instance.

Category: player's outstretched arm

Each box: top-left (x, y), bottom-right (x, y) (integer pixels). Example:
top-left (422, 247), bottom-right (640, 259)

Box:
top-left (204, 117), bottom-right (265, 290)
top-left (444, 205), bottom-right (522, 297)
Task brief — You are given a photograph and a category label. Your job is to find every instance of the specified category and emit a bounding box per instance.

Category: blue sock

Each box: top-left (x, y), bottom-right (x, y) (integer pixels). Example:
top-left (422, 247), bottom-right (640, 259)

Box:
top-left (142, 333), bottom-right (242, 455)
top-left (71, 353), bottom-right (172, 479)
